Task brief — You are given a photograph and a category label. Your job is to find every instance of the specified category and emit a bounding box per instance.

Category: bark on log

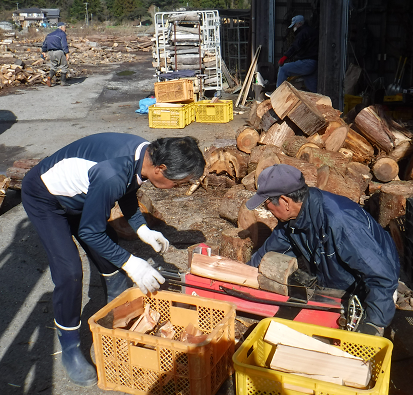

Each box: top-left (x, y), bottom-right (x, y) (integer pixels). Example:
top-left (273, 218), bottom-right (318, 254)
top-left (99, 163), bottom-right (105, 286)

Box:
top-left (238, 201), bottom-right (278, 248)
top-left (324, 125), bottom-right (349, 152)
top-left (377, 181), bottom-right (413, 227)
top-left (317, 165), bottom-right (361, 202)
top-left (220, 227), bottom-right (254, 263)
top-left (346, 162), bottom-right (372, 195)
top-left (12, 158), bottom-right (41, 169)
top-left (6, 166), bottom-right (30, 181)
top-left (277, 153), bottom-right (318, 187)
top-left (372, 157), bottom-right (399, 183)
top-left (248, 145), bottom-right (268, 173)
top-left (190, 253), bottom-right (259, 288)
top-left (219, 185), bottom-right (254, 225)
top-left (354, 106), bottom-right (395, 153)
top-left (257, 251), bottom-right (298, 295)
top-left (389, 140), bottom-right (413, 163)
top-left (236, 126), bottom-right (260, 154)
top-left (256, 99), bottom-right (273, 119)
top-left (260, 108), bottom-right (279, 132)
top-left (388, 216), bottom-right (405, 263)
top-left (297, 146), bottom-right (351, 172)
top-left (343, 127), bottom-right (374, 164)
top-left (204, 173), bottom-right (237, 188)
top-left (282, 135), bottom-right (309, 157)
top-left (247, 101), bottom-right (261, 130)
top-left (255, 153), bottom-right (281, 188)
top-left (260, 121), bottom-right (295, 148)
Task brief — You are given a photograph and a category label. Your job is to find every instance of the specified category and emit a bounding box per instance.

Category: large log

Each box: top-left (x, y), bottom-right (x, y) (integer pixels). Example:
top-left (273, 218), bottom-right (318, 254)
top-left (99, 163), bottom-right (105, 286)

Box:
top-left (317, 165), bottom-right (361, 202)
top-left (257, 252), bottom-right (298, 295)
top-left (377, 181), bottom-right (413, 227)
top-left (238, 200), bottom-right (278, 248)
top-left (220, 227), bottom-right (254, 263)
top-left (343, 127), bottom-right (375, 164)
top-left (218, 185), bottom-right (254, 225)
top-left (354, 106), bottom-right (395, 153)
top-left (297, 146), bottom-right (351, 172)
top-left (190, 253), bottom-right (259, 288)
top-left (270, 81), bottom-right (327, 136)
top-left (236, 126), bottom-right (259, 154)
top-left (372, 157), bottom-right (399, 183)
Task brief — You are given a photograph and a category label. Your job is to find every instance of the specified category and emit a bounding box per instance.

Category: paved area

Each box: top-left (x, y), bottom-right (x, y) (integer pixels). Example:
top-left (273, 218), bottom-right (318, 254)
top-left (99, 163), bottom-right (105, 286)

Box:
top-left (0, 54), bottom-right (412, 395)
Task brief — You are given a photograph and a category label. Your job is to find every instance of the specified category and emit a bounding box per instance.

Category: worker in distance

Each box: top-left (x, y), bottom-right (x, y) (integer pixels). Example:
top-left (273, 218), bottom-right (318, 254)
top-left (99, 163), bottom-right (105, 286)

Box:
top-left (21, 133), bottom-right (205, 387)
top-left (245, 164), bottom-right (400, 336)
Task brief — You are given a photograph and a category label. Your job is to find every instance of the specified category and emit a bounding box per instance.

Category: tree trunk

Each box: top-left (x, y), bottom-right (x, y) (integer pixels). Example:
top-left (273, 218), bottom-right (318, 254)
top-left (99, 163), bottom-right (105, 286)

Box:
top-left (377, 181), bottom-right (413, 227)
top-left (236, 126), bottom-right (260, 154)
top-left (372, 157), bottom-right (399, 183)
top-left (220, 227), bottom-right (254, 263)
top-left (317, 165), bottom-right (361, 202)
top-left (219, 185), bottom-right (254, 225)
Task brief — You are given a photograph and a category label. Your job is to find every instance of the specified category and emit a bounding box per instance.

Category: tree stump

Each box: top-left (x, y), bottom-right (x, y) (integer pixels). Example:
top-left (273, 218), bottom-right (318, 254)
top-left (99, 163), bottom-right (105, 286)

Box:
top-left (220, 227), bottom-right (254, 263)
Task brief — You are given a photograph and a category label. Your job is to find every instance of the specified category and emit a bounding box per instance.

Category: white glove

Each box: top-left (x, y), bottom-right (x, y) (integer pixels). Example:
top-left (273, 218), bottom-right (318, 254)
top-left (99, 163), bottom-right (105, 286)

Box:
top-left (137, 225), bottom-right (169, 253)
top-left (123, 255), bottom-right (165, 294)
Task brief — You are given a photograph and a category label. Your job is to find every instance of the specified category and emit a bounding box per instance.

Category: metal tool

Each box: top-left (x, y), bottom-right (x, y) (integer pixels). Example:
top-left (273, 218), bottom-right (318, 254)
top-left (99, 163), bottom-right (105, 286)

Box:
top-left (386, 56), bottom-right (402, 95)
top-left (346, 294), bottom-right (364, 331)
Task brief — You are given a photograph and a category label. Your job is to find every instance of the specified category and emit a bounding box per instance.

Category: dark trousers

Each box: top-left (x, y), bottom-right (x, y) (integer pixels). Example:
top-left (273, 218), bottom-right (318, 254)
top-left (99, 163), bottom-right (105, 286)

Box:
top-left (21, 165), bottom-right (119, 328)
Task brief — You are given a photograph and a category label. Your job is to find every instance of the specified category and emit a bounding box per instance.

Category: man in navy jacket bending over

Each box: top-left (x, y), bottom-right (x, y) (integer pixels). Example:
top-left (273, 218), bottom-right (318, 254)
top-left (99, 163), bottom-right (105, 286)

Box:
top-left (246, 164), bottom-right (399, 337)
top-left (22, 133), bottom-right (205, 387)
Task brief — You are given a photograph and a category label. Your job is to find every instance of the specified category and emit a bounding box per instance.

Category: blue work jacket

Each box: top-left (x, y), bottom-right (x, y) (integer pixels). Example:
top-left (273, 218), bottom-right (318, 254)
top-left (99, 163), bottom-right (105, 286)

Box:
top-left (248, 187), bottom-right (400, 327)
top-left (42, 28), bottom-right (69, 53)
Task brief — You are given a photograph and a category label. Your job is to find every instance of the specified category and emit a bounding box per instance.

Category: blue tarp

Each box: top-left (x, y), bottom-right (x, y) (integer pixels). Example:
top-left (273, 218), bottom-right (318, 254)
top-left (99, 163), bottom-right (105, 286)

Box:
top-left (135, 97), bottom-right (156, 114)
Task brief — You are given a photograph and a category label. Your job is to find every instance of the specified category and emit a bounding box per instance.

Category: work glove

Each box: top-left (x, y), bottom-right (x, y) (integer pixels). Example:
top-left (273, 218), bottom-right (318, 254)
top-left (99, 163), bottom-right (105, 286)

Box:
top-left (123, 255), bottom-right (165, 294)
top-left (356, 320), bottom-right (384, 336)
top-left (137, 224), bottom-right (169, 253)
top-left (278, 55), bottom-right (288, 67)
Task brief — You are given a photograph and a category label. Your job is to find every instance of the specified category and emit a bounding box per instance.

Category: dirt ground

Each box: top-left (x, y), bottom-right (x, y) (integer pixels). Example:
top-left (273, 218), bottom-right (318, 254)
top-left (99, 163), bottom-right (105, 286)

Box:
top-left (1, 47), bottom-right (413, 395)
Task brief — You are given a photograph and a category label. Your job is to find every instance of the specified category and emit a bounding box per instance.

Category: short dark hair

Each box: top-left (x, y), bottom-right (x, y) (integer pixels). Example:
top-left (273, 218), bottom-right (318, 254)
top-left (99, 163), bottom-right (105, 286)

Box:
top-left (269, 184), bottom-right (309, 206)
top-left (147, 136), bottom-right (205, 180)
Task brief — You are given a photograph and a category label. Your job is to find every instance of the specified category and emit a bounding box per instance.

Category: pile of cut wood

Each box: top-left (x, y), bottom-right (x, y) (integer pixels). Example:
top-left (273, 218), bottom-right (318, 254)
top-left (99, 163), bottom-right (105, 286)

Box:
top-left (198, 81), bottom-right (413, 270)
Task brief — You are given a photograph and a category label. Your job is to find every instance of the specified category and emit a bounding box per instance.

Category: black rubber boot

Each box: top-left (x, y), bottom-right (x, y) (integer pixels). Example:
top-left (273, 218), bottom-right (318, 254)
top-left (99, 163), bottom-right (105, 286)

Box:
top-left (56, 323), bottom-right (97, 387)
top-left (102, 270), bottom-right (129, 303)
top-left (60, 73), bottom-right (69, 86)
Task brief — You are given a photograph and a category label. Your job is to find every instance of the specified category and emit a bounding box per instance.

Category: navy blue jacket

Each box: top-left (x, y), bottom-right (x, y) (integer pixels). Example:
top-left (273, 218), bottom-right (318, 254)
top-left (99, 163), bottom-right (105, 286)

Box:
top-left (42, 28), bottom-right (69, 53)
top-left (38, 133), bottom-right (149, 267)
top-left (284, 22), bottom-right (318, 61)
top-left (248, 188), bottom-right (400, 327)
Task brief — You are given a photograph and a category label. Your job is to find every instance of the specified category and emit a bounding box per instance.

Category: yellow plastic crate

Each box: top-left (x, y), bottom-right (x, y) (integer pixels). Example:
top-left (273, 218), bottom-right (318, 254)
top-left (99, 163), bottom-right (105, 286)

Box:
top-left (195, 100), bottom-right (234, 123)
top-left (233, 317), bottom-right (393, 395)
top-left (89, 289), bottom-right (236, 395)
top-left (148, 102), bottom-right (195, 129)
top-left (155, 79), bottom-right (194, 103)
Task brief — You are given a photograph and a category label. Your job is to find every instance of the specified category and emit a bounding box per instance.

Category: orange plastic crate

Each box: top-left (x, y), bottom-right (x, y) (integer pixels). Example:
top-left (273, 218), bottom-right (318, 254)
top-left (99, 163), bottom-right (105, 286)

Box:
top-left (89, 289), bottom-right (236, 395)
top-left (155, 79), bottom-right (194, 103)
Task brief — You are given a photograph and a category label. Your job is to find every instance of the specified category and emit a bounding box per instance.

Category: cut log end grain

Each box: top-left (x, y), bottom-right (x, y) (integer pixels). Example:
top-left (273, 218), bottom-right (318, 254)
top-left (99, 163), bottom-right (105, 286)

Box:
top-left (324, 125), bottom-right (348, 152)
top-left (372, 157), bottom-right (399, 183)
top-left (236, 127), bottom-right (260, 153)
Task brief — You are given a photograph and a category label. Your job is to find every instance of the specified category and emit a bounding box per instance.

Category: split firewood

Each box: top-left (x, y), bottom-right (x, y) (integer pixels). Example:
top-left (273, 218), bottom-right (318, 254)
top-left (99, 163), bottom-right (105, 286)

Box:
top-left (372, 157), bottom-right (399, 183)
top-left (377, 181), bottom-right (413, 227)
top-left (343, 126), bottom-right (374, 164)
top-left (324, 125), bottom-right (349, 152)
top-left (317, 165), bottom-right (361, 202)
top-left (187, 243), bottom-right (220, 266)
top-left (238, 200), bottom-right (278, 248)
top-left (254, 146), bottom-right (282, 186)
top-left (257, 252), bottom-right (298, 295)
top-left (236, 126), bottom-right (260, 154)
top-left (220, 227), bottom-right (254, 263)
top-left (157, 321), bottom-right (176, 339)
top-left (389, 139), bottom-right (413, 163)
top-left (338, 148), bottom-right (354, 161)
top-left (256, 99), bottom-right (273, 119)
top-left (241, 171), bottom-right (256, 191)
top-left (270, 344), bottom-right (371, 389)
top-left (219, 185), bottom-right (254, 225)
top-left (402, 153), bottom-right (413, 181)
top-left (130, 304), bottom-right (161, 333)
top-left (190, 253), bottom-right (260, 288)
top-left (299, 91), bottom-right (333, 107)
top-left (112, 297), bottom-right (144, 329)
top-left (206, 146), bottom-right (249, 180)
top-left (180, 323), bottom-right (208, 344)
top-left (260, 121), bottom-right (295, 148)
top-left (204, 173), bottom-right (237, 188)
top-left (306, 133), bottom-right (325, 148)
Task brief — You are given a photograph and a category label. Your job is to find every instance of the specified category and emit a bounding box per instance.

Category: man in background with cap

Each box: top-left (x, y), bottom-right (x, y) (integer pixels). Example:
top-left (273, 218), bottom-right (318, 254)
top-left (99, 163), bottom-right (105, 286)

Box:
top-left (269, 15), bottom-right (319, 93)
top-left (246, 164), bottom-right (399, 336)
top-left (42, 22), bottom-right (69, 87)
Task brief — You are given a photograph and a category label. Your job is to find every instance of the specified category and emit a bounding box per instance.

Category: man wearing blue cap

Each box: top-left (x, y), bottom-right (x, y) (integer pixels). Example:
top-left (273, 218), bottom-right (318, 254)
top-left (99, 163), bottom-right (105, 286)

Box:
top-left (42, 22), bottom-right (69, 87)
top-left (246, 164), bottom-right (400, 336)
top-left (267, 15), bottom-right (319, 93)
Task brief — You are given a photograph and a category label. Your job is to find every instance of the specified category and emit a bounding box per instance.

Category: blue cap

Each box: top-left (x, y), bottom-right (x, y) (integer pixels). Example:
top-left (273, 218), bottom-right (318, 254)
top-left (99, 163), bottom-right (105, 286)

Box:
top-left (57, 22), bottom-right (66, 27)
top-left (288, 15), bottom-right (304, 28)
top-left (246, 164), bottom-right (306, 210)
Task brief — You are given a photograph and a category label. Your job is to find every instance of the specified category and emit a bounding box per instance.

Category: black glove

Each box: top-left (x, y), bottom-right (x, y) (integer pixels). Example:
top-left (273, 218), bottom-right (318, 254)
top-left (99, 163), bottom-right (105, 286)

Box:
top-left (357, 321), bottom-right (384, 336)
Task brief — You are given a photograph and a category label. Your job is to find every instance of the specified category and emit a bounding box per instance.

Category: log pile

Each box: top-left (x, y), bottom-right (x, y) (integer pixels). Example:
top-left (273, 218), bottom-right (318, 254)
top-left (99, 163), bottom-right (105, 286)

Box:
top-left (196, 81), bottom-right (413, 261)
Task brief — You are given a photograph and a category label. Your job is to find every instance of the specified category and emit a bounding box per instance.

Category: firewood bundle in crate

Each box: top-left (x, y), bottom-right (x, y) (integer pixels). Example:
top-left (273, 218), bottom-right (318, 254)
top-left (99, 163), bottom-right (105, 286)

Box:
top-left (193, 81), bottom-right (413, 273)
